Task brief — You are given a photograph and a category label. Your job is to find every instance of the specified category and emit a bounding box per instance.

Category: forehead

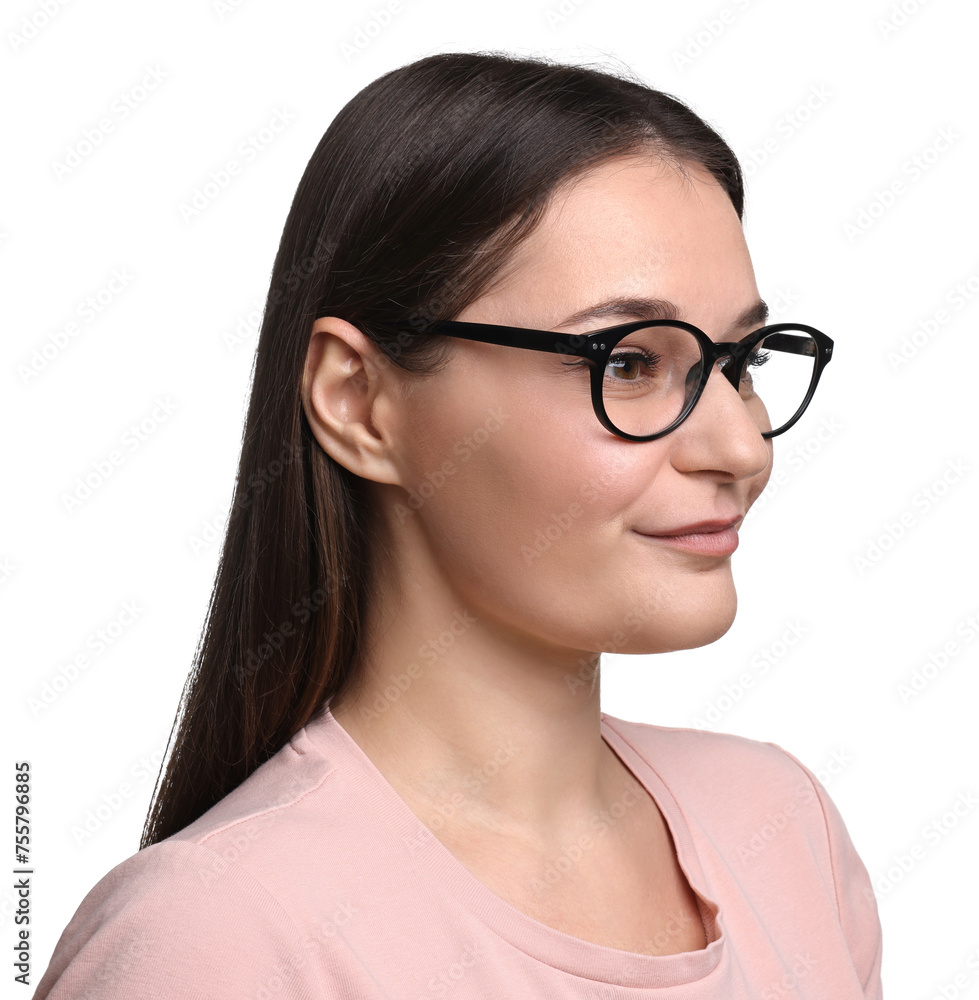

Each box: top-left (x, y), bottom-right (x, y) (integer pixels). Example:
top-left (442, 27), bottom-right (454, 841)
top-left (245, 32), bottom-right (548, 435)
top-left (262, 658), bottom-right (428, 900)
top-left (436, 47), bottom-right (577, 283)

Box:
top-left (479, 154), bottom-right (756, 334)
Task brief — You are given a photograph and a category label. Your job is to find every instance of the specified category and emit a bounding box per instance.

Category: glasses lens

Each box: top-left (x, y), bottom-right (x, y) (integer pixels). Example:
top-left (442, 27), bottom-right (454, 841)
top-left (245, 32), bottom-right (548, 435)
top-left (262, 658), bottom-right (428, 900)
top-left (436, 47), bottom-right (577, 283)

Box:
top-left (600, 326), bottom-right (703, 438)
top-left (739, 329), bottom-right (819, 435)
top-left (600, 325), bottom-right (820, 438)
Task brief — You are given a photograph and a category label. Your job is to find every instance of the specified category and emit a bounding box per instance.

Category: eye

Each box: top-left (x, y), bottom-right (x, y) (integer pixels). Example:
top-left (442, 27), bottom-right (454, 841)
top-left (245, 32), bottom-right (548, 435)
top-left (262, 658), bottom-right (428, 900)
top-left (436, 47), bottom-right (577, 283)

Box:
top-left (559, 348), bottom-right (662, 375)
top-left (607, 349), bottom-right (661, 381)
top-left (738, 349), bottom-right (771, 392)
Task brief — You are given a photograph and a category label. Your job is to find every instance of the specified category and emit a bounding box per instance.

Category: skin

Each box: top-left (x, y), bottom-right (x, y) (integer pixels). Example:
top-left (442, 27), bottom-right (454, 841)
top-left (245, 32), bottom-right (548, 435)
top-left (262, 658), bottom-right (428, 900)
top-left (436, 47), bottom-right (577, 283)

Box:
top-left (301, 153), bottom-right (773, 950)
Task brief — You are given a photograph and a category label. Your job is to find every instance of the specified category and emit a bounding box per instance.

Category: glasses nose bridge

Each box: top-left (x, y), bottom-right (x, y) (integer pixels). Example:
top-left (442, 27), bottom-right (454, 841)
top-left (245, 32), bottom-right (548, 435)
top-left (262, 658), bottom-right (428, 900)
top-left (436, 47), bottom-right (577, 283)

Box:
top-left (707, 340), bottom-right (747, 391)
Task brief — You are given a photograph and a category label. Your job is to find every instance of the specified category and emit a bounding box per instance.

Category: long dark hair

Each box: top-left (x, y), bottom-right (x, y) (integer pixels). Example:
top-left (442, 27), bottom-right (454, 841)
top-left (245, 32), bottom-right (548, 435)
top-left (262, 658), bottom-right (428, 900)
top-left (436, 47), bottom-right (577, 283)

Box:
top-left (141, 50), bottom-right (745, 848)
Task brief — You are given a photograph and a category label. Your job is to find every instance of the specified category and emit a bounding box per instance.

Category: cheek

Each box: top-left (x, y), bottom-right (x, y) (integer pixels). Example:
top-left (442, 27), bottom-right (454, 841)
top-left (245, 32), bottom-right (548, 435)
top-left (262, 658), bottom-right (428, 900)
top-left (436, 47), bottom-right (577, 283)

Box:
top-left (400, 363), bottom-right (617, 555)
top-left (394, 367), bottom-right (746, 656)
top-left (412, 402), bottom-right (615, 577)
top-left (401, 382), bottom-right (681, 643)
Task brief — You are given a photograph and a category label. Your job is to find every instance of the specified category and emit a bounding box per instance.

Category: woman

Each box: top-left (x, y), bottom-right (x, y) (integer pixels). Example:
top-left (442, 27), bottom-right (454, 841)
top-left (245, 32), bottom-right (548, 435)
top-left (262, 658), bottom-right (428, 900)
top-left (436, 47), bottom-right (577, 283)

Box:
top-left (35, 50), bottom-right (882, 997)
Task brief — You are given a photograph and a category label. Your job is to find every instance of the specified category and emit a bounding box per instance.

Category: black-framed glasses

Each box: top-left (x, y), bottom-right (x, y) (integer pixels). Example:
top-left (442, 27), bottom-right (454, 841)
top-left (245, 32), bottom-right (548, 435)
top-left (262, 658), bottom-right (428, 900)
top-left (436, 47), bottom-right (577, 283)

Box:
top-left (390, 318), bottom-right (833, 442)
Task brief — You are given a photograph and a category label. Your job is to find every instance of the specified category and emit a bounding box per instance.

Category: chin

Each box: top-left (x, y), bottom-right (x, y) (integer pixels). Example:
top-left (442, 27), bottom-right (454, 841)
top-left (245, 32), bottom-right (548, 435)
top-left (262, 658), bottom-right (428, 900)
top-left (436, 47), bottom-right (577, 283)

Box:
top-left (609, 576), bottom-right (738, 654)
top-left (680, 612), bottom-right (737, 649)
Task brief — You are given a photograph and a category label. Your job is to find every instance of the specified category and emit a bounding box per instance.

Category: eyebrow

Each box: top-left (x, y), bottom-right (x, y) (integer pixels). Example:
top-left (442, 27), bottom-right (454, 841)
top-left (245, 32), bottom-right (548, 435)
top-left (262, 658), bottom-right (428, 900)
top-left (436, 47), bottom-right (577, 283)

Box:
top-left (554, 296), bottom-right (770, 336)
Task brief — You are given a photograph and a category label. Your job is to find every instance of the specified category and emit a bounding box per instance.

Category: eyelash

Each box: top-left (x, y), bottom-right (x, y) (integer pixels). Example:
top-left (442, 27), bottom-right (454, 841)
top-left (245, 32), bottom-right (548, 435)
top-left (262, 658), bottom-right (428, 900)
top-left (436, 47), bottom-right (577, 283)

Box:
top-left (559, 350), bottom-right (661, 372)
top-left (560, 349), bottom-right (772, 374)
top-left (609, 349), bottom-right (662, 376)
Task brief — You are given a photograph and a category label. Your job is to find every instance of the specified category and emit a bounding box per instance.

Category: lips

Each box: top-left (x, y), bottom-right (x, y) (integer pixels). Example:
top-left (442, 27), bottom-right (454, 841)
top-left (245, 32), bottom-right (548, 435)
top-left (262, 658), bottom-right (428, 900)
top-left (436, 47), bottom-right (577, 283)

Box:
top-left (633, 517), bottom-right (743, 556)
top-left (636, 517), bottom-right (743, 537)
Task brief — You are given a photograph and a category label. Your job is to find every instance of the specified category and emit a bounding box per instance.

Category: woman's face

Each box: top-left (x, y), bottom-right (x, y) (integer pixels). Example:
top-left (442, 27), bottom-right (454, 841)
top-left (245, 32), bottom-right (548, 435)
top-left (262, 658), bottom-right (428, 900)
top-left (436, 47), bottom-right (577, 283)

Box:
top-left (381, 153), bottom-right (773, 656)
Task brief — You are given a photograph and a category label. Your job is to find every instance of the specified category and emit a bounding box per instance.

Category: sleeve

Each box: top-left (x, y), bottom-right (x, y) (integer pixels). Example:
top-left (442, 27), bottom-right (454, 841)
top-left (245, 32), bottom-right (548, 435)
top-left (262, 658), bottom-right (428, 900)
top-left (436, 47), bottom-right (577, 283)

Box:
top-left (32, 839), bottom-right (324, 999)
top-left (768, 744), bottom-right (884, 999)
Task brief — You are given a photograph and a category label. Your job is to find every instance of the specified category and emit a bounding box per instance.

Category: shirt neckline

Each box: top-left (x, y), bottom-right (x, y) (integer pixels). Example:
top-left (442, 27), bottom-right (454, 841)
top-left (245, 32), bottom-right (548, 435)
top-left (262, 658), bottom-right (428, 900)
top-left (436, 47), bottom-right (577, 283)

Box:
top-left (303, 701), bottom-right (725, 989)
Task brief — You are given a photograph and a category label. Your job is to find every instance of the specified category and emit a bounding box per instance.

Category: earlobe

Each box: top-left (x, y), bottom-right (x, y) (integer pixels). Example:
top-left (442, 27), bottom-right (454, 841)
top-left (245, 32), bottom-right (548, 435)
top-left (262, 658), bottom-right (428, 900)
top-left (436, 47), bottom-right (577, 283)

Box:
top-left (301, 317), bottom-right (402, 485)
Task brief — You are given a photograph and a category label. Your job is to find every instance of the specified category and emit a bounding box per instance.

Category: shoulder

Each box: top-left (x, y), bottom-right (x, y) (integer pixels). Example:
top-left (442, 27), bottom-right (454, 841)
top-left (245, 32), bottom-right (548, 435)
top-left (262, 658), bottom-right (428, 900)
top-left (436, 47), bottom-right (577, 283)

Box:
top-left (602, 713), bottom-right (883, 993)
top-left (601, 712), bottom-right (817, 804)
top-left (601, 713), bottom-right (837, 867)
top-left (172, 722), bottom-right (339, 856)
top-left (34, 729), bottom-right (339, 998)
top-left (136, 722), bottom-right (351, 891)
top-left (34, 839), bottom-right (322, 998)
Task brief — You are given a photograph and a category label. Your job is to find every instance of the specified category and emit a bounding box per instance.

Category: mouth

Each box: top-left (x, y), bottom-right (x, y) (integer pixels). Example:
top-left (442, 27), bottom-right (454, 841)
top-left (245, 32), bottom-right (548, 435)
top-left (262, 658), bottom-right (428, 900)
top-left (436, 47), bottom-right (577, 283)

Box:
top-left (633, 517), bottom-right (743, 556)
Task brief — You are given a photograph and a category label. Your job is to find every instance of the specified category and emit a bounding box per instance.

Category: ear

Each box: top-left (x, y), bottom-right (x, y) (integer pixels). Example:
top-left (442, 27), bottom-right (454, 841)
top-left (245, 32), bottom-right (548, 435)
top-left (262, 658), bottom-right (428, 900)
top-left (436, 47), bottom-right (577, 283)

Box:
top-left (301, 316), bottom-right (404, 485)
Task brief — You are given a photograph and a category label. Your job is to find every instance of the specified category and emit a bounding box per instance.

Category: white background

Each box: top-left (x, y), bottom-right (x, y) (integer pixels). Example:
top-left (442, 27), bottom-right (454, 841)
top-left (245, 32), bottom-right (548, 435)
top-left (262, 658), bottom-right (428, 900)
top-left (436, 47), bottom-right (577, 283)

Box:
top-left (4, 0), bottom-right (978, 994)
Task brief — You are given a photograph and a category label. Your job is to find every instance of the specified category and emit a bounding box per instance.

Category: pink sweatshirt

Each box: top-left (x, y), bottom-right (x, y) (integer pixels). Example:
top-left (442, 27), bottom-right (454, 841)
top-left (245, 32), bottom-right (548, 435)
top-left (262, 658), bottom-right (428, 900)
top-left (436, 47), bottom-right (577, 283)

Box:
top-left (34, 703), bottom-right (883, 997)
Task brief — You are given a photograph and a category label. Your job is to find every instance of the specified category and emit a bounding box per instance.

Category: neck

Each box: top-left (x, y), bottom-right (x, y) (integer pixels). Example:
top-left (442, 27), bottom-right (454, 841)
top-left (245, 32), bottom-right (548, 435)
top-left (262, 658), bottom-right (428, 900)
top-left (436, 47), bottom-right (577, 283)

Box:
top-left (328, 577), bottom-right (627, 845)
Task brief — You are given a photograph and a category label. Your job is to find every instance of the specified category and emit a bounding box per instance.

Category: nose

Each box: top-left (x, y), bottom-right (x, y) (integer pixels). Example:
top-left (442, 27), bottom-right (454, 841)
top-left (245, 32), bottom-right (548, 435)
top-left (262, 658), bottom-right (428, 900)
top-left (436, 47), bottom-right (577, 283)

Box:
top-left (670, 360), bottom-right (772, 481)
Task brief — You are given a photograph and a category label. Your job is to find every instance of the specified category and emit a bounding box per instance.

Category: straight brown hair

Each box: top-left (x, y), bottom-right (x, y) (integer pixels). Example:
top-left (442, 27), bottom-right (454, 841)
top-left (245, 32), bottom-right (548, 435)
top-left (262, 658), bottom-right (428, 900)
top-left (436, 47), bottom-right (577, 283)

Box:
top-left (141, 50), bottom-right (746, 848)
